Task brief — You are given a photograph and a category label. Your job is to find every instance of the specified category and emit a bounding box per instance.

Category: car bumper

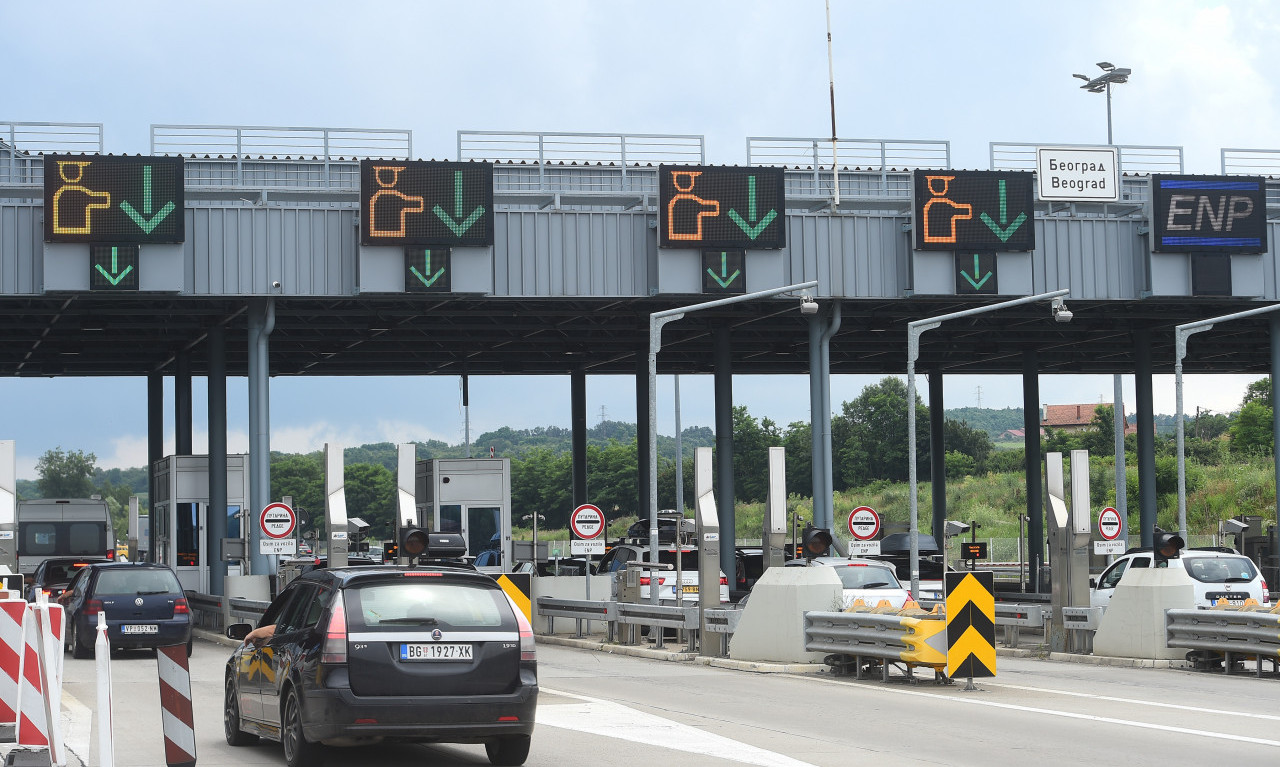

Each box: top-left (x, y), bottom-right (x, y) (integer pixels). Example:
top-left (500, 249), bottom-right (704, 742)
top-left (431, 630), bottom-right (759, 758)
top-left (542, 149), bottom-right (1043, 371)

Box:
top-left (302, 681), bottom-right (538, 743)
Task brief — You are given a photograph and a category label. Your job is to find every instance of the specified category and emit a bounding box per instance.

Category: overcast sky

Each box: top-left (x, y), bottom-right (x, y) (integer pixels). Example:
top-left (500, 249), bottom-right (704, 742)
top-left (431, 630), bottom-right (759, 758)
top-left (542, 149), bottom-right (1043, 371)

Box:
top-left (3, 1), bottom-right (1275, 478)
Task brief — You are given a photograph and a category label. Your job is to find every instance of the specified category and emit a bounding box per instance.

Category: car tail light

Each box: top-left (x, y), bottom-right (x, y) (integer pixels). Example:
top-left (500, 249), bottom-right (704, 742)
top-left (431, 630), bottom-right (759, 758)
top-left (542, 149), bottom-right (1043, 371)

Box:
top-left (639, 577), bottom-right (651, 586)
top-left (83, 599), bottom-right (103, 617)
top-left (719, 576), bottom-right (728, 586)
top-left (173, 597), bottom-right (189, 615)
top-left (1263, 579), bottom-right (1270, 604)
top-left (321, 592), bottom-right (348, 664)
top-left (504, 593), bottom-right (536, 662)
top-left (105, 550), bottom-right (115, 561)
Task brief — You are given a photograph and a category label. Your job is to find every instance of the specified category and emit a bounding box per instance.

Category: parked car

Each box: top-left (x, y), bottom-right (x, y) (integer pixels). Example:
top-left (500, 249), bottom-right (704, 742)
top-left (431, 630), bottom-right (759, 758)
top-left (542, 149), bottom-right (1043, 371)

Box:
top-left (1091, 547), bottom-right (1269, 610)
top-left (596, 543), bottom-right (729, 603)
top-left (787, 556), bottom-right (914, 609)
top-left (26, 556), bottom-right (110, 602)
top-left (224, 562), bottom-right (537, 766)
top-left (58, 562), bottom-right (191, 658)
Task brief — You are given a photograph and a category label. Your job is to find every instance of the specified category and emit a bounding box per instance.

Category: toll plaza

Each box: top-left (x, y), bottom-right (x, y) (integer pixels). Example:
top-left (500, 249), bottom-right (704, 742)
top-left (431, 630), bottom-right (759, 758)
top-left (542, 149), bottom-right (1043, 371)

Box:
top-left (3, 123), bottom-right (1280, 598)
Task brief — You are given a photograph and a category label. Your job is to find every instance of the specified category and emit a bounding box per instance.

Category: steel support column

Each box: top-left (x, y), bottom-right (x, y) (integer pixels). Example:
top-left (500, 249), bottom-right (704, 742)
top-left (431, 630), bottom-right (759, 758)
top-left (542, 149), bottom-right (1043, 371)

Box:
top-left (206, 324), bottom-right (228, 595)
top-left (247, 298), bottom-right (275, 576)
top-left (1272, 315), bottom-right (1280, 584)
top-left (929, 369), bottom-right (946, 544)
top-left (175, 352), bottom-right (192, 456)
top-left (808, 315), bottom-right (825, 527)
top-left (714, 325), bottom-right (737, 582)
top-left (1134, 330), bottom-right (1156, 549)
top-left (635, 354), bottom-right (650, 531)
top-left (571, 368), bottom-right (587, 508)
top-left (147, 371), bottom-right (163, 563)
top-left (1023, 352), bottom-right (1044, 592)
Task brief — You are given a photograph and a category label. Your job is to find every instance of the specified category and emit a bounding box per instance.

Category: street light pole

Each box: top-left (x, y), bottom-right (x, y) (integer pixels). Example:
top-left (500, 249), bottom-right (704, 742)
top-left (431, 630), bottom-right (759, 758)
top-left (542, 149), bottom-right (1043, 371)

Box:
top-left (906, 289), bottom-right (1070, 597)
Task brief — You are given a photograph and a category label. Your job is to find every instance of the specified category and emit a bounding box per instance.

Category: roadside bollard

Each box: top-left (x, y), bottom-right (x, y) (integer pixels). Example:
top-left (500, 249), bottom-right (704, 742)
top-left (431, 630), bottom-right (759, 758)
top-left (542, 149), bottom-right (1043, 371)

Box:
top-left (95, 612), bottom-right (113, 767)
top-left (155, 644), bottom-right (195, 767)
top-left (0, 597), bottom-right (28, 739)
top-left (30, 596), bottom-right (63, 767)
top-left (15, 603), bottom-right (48, 752)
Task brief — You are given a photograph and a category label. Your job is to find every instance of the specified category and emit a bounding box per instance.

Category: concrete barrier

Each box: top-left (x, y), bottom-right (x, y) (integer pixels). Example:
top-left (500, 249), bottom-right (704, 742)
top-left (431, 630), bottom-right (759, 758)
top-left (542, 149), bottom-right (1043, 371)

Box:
top-left (1093, 567), bottom-right (1195, 660)
top-left (729, 565), bottom-right (841, 663)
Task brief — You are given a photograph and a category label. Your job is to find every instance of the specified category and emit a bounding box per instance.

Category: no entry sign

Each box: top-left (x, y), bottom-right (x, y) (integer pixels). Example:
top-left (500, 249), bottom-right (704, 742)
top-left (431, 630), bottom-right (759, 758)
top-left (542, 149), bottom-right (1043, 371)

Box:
top-left (1098, 507), bottom-right (1123, 541)
top-left (847, 506), bottom-right (881, 541)
top-left (260, 502), bottom-right (297, 539)
top-left (570, 504), bottom-right (605, 540)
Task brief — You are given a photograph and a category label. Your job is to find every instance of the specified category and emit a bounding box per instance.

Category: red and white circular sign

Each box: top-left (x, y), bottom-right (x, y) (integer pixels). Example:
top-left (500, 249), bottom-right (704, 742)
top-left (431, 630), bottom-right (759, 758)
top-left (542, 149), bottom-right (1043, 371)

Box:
top-left (570, 504), bottom-right (605, 539)
top-left (1098, 507), bottom-right (1123, 541)
top-left (260, 502), bottom-right (297, 539)
top-left (846, 506), bottom-right (881, 541)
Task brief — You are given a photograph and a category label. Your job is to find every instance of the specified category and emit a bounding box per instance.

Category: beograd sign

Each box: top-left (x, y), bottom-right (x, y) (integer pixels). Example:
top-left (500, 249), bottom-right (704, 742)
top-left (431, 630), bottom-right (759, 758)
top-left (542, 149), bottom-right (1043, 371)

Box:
top-left (1036, 147), bottom-right (1119, 202)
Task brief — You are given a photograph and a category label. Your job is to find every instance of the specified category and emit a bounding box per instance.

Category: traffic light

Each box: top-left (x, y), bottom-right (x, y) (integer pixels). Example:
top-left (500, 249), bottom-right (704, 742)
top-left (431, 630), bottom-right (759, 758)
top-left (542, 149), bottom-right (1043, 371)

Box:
top-left (400, 527), bottom-right (431, 560)
top-left (802, 525), bottom-right (834, 559)
top-left (1153, 530), bottom-right (1185, 567)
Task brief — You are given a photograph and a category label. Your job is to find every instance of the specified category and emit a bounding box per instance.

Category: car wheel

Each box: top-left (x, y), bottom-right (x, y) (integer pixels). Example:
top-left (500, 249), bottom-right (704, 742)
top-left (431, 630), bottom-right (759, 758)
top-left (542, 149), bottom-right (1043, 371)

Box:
top-left (485, 735), bottom-right (531, 766)
top-left (71, 622), bottom-right (93, 660)
top-left (223, 673), bottom-right (257, 746)
top-left (282, 688), bottom-right (320, 767)
top-left (186, 637), bottom-right (193, 657)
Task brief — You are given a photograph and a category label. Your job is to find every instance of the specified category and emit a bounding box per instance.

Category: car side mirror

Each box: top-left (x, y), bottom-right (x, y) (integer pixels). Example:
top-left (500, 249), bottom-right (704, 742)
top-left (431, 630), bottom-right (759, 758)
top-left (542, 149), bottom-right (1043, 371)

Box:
top-left (1089, 578), bottom-right (1097, 589)
top-left (226, 623), bottom-right (253, 641)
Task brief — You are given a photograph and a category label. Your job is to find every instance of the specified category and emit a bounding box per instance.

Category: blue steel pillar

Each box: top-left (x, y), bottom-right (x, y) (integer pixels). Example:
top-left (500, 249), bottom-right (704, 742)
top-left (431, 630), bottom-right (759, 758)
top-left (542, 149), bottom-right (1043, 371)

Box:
top-left (147, 371), bottom-right (164, 563)
top-left (714, 326), bottom-right (737, 581)
top-left (206, 325), bottom-right (228, 595)
top-left (1023, 352), bottom-right (1044, 592)
top-left (175, 352), bottom-right (192, 456)
top-left (571, 369), bottom-right (587, 508)
top-left (247, 298), bottom-right (275, 576)
top-left (929, 369), bottom-right (946, 544)
top-left (1134, 330), bottom-right (1156, 549)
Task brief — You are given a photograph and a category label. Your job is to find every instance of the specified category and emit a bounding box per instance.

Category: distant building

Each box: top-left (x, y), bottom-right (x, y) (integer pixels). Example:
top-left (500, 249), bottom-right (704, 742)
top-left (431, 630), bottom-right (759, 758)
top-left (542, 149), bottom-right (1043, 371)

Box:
top-left (1041, 403), bottom-right (1137, 435)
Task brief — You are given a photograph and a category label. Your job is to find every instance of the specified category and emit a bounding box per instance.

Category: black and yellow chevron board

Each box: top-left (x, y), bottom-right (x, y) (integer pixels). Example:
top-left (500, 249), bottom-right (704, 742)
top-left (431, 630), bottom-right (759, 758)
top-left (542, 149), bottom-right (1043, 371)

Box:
top-left (945, 570), bottom-right (996, 678)
top-left (493, 572), bottom-right (532, 622)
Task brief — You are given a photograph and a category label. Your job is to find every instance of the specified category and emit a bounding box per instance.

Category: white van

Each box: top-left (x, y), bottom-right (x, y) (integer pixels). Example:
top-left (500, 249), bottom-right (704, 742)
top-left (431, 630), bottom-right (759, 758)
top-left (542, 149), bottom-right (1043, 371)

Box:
top-left (17, 498), bottom-right (115, 574)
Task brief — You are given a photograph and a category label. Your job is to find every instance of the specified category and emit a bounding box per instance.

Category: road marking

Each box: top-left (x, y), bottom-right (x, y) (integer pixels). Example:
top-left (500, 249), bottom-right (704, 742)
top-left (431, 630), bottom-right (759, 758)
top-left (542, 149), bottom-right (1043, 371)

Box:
top-left (806, 676), bottom-right (1280, 748)
top-left (539, 687), bottom-right (819, 767)
top-left (61, 688), bottom-right (93, 765)
top-left (984, 681), bottom-right (1280, 722)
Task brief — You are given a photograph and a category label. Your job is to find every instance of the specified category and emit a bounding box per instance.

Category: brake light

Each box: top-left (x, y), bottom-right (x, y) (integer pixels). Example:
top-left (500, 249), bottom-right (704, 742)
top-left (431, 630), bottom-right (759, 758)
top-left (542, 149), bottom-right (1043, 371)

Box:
top-left (83, 599), bottom-right (103, 617)
top-left (106, 550), bottom-right (115, 560)
top-left (505, 593), bottom-right (536, 662)
top-left (321, 592), bottom-right (348, 663)
top-left (402, 572), bottom-right (442, 577)
top-left (719, 576), bottom-right (728, 586)
top-left (1263, 579), bottom-right (1270, 604)
top-left (639, 577), bottom-right (651, 586)
top-left (173, 597), bottom-right (189, 615)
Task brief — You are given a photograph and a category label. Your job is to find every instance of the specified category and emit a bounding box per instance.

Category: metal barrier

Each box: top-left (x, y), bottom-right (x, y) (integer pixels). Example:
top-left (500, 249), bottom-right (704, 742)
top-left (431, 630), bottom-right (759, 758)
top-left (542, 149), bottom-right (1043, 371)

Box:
top-left (1061, 606), bottom-right (1104, 655)
top-left (535, 597), bottom-right (617, 641)
top-left (995, 603), bottom-right (1049, 649)
top-left (804, 607), bottom-right (949, 682)
top-left (1166, 604), bottom-right (1280, 676)
top-left (185, 592), bottom-right (269, 632)
top-left (615, 602), bottom-right (699, 652)
top-left (702, 607), bottom-right (743, 657)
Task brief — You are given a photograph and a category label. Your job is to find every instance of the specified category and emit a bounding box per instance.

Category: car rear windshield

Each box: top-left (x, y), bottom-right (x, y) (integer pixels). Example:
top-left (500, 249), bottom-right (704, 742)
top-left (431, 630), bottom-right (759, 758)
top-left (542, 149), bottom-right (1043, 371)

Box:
top-left (657, 549), bottom-right (699, 568)
top-left (345, 579), bottom-right (510, 631)
top-left (833, 565), bottom-right (901, 590)
top-left (95, 569), bottom-right (181, 595)
top-left (1184, 556), bottom-right (1258, 583)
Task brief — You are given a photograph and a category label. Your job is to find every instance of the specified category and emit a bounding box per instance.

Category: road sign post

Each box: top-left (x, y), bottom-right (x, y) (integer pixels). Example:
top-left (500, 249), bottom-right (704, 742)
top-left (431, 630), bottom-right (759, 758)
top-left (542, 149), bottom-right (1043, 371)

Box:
top-left (569, 504), bottom-right (605, 605)
top-left (259, 502), bottom-right (297, 556)
top-left (1094, 506), bottom-right (1125, 555)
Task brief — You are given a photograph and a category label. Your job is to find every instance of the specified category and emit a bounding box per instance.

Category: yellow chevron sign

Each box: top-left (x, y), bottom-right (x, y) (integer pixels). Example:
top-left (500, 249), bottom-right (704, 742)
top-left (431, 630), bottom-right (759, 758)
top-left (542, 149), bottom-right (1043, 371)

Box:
top-left (494, 573), bottom-right (532, 622)
top-left (945, 571), bottom-right (996, 679)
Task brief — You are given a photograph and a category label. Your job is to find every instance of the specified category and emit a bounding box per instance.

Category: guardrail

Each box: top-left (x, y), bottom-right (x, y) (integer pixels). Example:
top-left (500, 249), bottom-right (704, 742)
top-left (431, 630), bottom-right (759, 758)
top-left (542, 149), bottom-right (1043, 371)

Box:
top-left (536, 597), bottom-right (617, 641)
top-left (615, 602), bottom-right (699, 652)
top-left (1062, 606), bottom-right (1104, 655)
top-left (1166, 604), bottom-right (1280, 676)
top-left (702, 607), bottom-right (744, 656)
top-left (185, 592), bottom-right (269, 632)
top-left (804, 607), bottom-right (948, 682)
top-left (995, 603), bottom-right (1049, 649)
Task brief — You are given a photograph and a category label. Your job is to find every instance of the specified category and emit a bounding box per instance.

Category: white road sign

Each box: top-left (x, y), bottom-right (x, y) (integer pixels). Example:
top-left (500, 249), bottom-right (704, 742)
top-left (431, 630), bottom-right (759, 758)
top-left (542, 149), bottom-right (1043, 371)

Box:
top-left (1036, 146), bottom-right (1120, 202)
top-left (848, 540), bottom-right (882, 557)
top-left (259, 502), bottom-right (297, 539)
top-left (570, 539), bottom-right (605, 555)
top-left (846, 506), bottom-right (881, 541)
top-left (1094, 540), bottom-right (1125, 555)
top-left (260, 538), bottom-right (297, 556)
top-left (1098, 506), bottom-right (1123, 541)
top-left (570, 504), bottom-right (605, 540)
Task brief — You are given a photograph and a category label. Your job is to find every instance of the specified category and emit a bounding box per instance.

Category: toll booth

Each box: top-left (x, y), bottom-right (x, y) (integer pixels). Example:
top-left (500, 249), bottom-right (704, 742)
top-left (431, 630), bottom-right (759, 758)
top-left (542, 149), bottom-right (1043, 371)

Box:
top-left (416, 458), bottom-right (511, 570)
top-left (151, 454), bottom-right (248, 592)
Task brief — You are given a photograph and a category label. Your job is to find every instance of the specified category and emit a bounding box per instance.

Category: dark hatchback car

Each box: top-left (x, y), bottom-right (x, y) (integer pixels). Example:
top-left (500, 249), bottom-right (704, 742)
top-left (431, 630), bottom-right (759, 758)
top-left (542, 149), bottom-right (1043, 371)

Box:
top-left (58, 562), bottom-right (192, 658)
top-left (26, 556), bottom-right (110, 602)
top-left (224, 564), bottom-right (538, 767)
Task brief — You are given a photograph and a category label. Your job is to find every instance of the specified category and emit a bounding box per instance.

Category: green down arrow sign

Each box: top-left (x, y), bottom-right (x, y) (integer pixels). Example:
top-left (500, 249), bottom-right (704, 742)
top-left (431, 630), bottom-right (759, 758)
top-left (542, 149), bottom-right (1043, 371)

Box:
top-left (119, 165), bottom-right (176, 234)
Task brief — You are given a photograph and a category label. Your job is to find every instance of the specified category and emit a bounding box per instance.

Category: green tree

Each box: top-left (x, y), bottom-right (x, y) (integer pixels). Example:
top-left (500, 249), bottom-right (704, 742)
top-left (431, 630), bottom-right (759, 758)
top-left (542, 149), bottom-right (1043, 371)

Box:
top-left (270, 452), bottom-right (325, 533)
top-left (344, 463), bottom-right (396, 541)
top-left (732, 406), bottom-right (781, 503)
top-left (943, 418), bottom-right (993, 472)
top-left (944, 450), bottom-right (975, 478)
top-left (35, 448), bottom-right (97, 498)
top-left (1243, 377), bottom-right (1272, 406)
top-left (832, 377), bottom-right (927, 487)
top-left (1230, 400), bottom-right (1274, 455)
top-left (781, 421), bottom-right (813, 497)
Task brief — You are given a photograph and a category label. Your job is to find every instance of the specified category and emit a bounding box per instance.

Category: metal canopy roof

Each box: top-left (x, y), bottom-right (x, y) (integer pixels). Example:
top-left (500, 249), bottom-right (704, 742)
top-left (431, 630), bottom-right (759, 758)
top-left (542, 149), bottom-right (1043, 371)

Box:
top-left (4, 293), bottom-right (1274, 380)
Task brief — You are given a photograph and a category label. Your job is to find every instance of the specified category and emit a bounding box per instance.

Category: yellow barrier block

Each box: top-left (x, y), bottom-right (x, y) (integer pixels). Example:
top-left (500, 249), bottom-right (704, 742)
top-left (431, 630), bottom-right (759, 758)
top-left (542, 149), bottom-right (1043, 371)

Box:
top-left (900, 615), bottom-right (948, 667)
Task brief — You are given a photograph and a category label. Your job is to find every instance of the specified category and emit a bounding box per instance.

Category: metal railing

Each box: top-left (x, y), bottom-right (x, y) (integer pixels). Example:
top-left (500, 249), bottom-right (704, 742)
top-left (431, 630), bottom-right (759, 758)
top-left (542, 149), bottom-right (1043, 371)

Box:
top-left (804, 608), bottom-right (949, 681)
top-left (1221, 149), bottom-right (1280, 209)
top-left (151, 124), bottom-right (411, 188)
top-left (536, 597), bottom-right (617, 641)
top-left (1166, 604), bottom-right (1280, 676)
top-left (459, 130), bottom-right (703, 197)
top-left (185, 592), bottom-right (269, 632)
top-left (1061, 605), bottom-right (1104, 654)
top-left (0, 121), bottom-right (104, 186)
top-left (995, 602), bottom-right (1049, 648)
top-left (748, 136), bottom-right (949, 200)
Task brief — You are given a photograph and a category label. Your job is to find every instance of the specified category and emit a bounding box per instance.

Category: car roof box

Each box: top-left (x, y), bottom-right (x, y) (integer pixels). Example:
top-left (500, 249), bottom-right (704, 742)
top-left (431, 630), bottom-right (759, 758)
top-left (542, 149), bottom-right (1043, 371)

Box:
top-left (877, 532), bottom-right (941, 556)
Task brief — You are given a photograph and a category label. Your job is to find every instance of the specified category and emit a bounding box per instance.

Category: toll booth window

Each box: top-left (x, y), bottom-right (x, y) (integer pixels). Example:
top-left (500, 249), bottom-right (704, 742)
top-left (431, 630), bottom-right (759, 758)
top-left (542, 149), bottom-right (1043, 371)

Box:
top-left (176, 502), bottom-right (199, 567)
top-left (467, 507), bottom-right (500, 564)
top-left (227, 505), bottom-right (241, 539)
top-left (21, 523), bottom-right (57, 555)
top-left (440, 504), bottom-right (462, 534)
top-left (152, 505), bottom-right (169, 563)
top-left (67, 522), bottom-right (104, 555)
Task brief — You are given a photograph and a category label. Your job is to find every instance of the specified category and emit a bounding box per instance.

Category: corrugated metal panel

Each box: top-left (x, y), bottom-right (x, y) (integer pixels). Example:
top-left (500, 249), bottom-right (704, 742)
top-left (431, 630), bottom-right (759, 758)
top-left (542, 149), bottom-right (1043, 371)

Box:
top-left (784, 214), bottom-right (907, 298)
top-left (188, 207), bottom-right (356, 296)
top-left (1035, 218), bottom-right (1143, 299)
top-left (494, 211), bottom-right (650, 297)
top-left (0, 203), bottom-right (42, 294)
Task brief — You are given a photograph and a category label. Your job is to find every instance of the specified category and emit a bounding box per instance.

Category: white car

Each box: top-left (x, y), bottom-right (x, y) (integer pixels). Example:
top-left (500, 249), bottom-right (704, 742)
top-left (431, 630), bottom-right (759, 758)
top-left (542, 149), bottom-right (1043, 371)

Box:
top-left (597, 543), bottom-right (730, 604)
top-left (1090, 548), bottom-right (1269, 610)
top-left (789, 557), bottom-right (913, 610)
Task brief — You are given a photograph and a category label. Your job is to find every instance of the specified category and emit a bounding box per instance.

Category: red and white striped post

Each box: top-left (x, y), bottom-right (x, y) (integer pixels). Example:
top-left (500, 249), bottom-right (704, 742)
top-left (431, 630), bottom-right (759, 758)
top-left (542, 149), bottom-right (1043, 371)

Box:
top-left (16, 603), bottom-right (49, 750)
top-left (31, 596), bottom-right (64, 766)
top-left (0, 597), bottom-right (27, 733)
top-left (155, 644), bottom-right (195, 767)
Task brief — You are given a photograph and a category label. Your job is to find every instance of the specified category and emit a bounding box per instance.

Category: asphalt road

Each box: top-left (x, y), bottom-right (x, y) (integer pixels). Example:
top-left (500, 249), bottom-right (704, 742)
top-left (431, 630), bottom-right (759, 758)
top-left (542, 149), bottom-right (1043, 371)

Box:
top-left (26, 635), bottom-right (1280, 767)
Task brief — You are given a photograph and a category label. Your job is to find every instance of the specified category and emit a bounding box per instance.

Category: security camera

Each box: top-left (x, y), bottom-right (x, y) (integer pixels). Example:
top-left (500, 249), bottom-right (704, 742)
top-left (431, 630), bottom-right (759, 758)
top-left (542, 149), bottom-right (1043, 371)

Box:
top-left (799, 295), bottom-right (819, 315)
top-left (944, 520), bottom-right (971, 537)
top-left (1051, 297), bottom-right (1073, 323)
top-left (271, 280), bottom-right (281, 289)
top-left (1220, 518), bottom-right (1249, 535)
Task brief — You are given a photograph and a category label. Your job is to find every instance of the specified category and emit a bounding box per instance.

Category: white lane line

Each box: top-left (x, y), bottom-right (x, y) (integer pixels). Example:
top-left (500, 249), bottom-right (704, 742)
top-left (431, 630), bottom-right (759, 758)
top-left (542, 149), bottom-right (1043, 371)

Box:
top-left (60, 687), bottom-right (93, 766)
top-left (806, 676), bottom-right (1280, 749)
top-left (540, 687), bottom-right (819, 767)
top-left (984, 681), bottom-right (1280, 721)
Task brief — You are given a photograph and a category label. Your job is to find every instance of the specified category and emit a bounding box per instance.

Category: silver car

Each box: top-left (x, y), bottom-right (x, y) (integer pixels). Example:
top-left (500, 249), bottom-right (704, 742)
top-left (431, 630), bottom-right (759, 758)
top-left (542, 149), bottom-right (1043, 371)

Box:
top-left (789, 557), bottom-right (913, 610)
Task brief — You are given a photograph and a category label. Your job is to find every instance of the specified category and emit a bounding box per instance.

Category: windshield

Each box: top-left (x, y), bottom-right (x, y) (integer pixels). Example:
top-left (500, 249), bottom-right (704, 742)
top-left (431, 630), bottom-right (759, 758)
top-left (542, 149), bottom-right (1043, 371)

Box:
top-left (346, 579), bottom-right (510, 630)
top-left (1184, 556), bottom-right (1258, 584)
top-left (833, 564), bottom-right (901, 590)
top-left (95, 568), bottom-right (181, 595)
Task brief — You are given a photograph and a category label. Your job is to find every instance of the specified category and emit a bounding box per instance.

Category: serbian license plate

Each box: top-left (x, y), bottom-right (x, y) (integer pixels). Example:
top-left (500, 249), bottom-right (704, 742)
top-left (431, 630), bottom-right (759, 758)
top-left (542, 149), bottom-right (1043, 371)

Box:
top-left (681, 585), bottom-right (699, 594)
top-left (1206, 592), bottom-right (1245, 605)
top-left (400, 643), bottom-right (473, 661)
top-left (121, 624), bottom-right (158, 634)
